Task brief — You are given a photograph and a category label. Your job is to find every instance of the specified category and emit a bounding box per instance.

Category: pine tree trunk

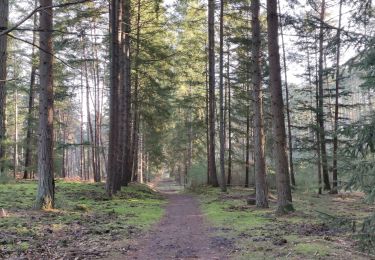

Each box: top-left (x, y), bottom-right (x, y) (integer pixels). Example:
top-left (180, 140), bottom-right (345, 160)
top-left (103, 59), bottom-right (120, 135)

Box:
top-left (83, 42), bottom-right (97, 182)
top-left (119, 0), bottom-right (132, 186)
top-left (227, 43), bottom-right (232, 186)
top-left (219, 0), bottom-right (227, 192)
top-left (131, 0), bottom-right (141, 182)
top-left (251, 0), bottom-right (268, 208)
top-left (317, 0), bottom-right (331, 191)
top-left (79, 35), bottom-right (85, 180)
top-left (332, 0), bottom-right (343, 195)
top-left (24, 2), bottom-right (38, 179)
top-left (13, 89), bottom-right (18, 178)
top-left (245, 83), bottom-right (250, 188)
top-left (107, 0), bottom-right (122, 196)
top-left (267, 0), bottom-right (293, 214)
top-left (278, 0), bottom-right (295, 187)
top-left (0, 0), bottom-right (8, 175)
top-left (208, 0), bottom-right (218, 187)
top-left (205, 47), bottom-right (210, 184)
top-left (36, 0), bottom-right (55, 210)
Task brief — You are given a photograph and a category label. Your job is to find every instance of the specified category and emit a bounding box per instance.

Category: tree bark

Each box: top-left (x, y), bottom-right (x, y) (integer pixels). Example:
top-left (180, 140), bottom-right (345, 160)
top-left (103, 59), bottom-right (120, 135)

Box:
top-left (0, 0), bottom-right (9, 175)
top-left (219, 0), bottom-right (227, 192)
top-left (208, 0), bottom-right (218, 187)
top-left (131, 0), bottom-right (141, 182)
top-left (317, 0), bottom-right (331, 191)
top-left (107, 0), bottom-right (122, 196)
top-left (267, 0), bottom-right (293, 214)
top-left (332, 0), bottom-right (343, 195)
top-left (120, 0), bottom-right (132, 186)
top-left (278, 0), bottom-right (295, 187)
top-left (226, 42), bottom-right (232, 186)
top-left (251, 0), bottom-right (268, 208)
top-left (36, 0), bottom-right (55, 210)
top-left (13, 89), bottom-right (18, 178)
top-left (24, 0), bottom-right (38, 179)
top-left (245, 83), bottom-right (250, 188)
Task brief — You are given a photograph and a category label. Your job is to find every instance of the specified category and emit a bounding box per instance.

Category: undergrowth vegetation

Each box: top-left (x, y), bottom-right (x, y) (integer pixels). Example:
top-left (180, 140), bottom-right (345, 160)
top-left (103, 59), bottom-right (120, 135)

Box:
top-left (0, 180), bottom-right (165, 259)
top-left (194, 186), bottom-right (375, 259)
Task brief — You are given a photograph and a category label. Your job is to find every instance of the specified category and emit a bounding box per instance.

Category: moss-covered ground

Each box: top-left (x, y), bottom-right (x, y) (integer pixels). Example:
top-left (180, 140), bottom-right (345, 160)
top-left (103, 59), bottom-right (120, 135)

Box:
top-left (195, 187), bottom-right (375, 259)
top-left (0, 180), bottom-right (165, 259)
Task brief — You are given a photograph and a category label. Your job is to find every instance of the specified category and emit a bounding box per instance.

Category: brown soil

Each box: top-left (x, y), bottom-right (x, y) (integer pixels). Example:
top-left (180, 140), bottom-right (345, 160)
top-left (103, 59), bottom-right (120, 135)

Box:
top-left (123, 180), bottom-right (228, 260)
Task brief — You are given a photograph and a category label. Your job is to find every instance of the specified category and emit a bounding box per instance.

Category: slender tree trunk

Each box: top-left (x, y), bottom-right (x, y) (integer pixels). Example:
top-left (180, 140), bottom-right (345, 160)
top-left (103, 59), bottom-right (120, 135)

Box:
top-left (227, 43), bottom-right (232, 186)
top-left (61, 114), bottom-right (67, 179)
top-left (91, 22), bottom-right (102, 183)
top-left (245, 93), bottom-right (250, 188)
top-left (36, 0), bottom-right (54, 210)
top-left (332, 0), bottom-right (343, 194)
top-left (79, 35), bottom-right (85, 180)
top-left (310, 46), bottom-right (322, 195)
top-left (0, 0), bottom-right (9, 175)
top-left (267, 0), bottom-right (293, 214)
top-left (317, 0), bottom-right (331, 191)
top-left (24, 1), bottom-right (38, 179)
top-left (219, 0), bottom-right (227, 192)
top-left (208, 0), bottom-right (218, 187)
top-left (131, 0), bottom-right (141, 182)
top-left (278, 0), bottom-right (295, 186)
top-left (251, 0), bottom-right (268, 208)
top-left (205, 43), bottom-right (210, 184)
top-left (83, 42), bottom-right (97, 182)
top-left (13, 89), bottom-right (18, 178)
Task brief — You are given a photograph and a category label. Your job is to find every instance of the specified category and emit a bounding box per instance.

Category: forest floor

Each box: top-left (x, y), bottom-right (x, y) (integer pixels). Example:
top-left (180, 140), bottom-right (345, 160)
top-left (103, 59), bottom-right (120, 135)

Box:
top-left (195, 186), bottom-right (375, 259)
top-left (0, 180), bottom-right (166, 259)
top-left (1, 178), bottom-right (375, 259)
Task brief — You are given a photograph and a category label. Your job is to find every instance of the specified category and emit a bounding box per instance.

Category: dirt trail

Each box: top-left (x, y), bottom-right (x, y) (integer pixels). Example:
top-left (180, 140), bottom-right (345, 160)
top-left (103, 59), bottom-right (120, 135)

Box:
top-left (124, 178), bottom-right (228, 260)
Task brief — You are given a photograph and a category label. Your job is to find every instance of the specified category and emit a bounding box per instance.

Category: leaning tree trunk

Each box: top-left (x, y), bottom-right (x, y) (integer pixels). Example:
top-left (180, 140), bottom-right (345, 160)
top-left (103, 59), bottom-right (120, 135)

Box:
top-left (0, 0), bottom-right (8, 175)
top-left (267, 0), bottom-right (293, 214)
top-left (251, 0), bottom-right (268, 208)
top-left (208, 0), bottom-right (219, 187)
top-left (36, 0), bottom-right (55, 210)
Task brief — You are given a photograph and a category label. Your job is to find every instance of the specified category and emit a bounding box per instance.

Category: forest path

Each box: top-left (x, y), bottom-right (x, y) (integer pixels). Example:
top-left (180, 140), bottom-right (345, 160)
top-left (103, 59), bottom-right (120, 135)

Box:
top-left (124, 178), bottom-right (229, 260)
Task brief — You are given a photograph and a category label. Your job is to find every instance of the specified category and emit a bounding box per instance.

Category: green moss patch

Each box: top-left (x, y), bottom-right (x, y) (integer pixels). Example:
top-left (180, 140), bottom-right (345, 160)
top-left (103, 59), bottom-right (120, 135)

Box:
top-left (0, 180), bottom-right (165, 259)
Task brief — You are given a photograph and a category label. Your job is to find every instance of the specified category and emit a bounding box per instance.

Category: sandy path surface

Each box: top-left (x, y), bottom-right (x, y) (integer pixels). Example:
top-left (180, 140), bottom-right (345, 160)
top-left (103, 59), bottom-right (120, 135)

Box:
top-left (125, 179), bottom-right (228, 260)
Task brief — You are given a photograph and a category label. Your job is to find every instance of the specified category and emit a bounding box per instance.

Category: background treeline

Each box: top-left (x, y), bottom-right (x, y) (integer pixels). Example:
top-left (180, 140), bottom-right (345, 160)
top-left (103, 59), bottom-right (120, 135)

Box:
top-left (0, 0), bottom-right (375, 218)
